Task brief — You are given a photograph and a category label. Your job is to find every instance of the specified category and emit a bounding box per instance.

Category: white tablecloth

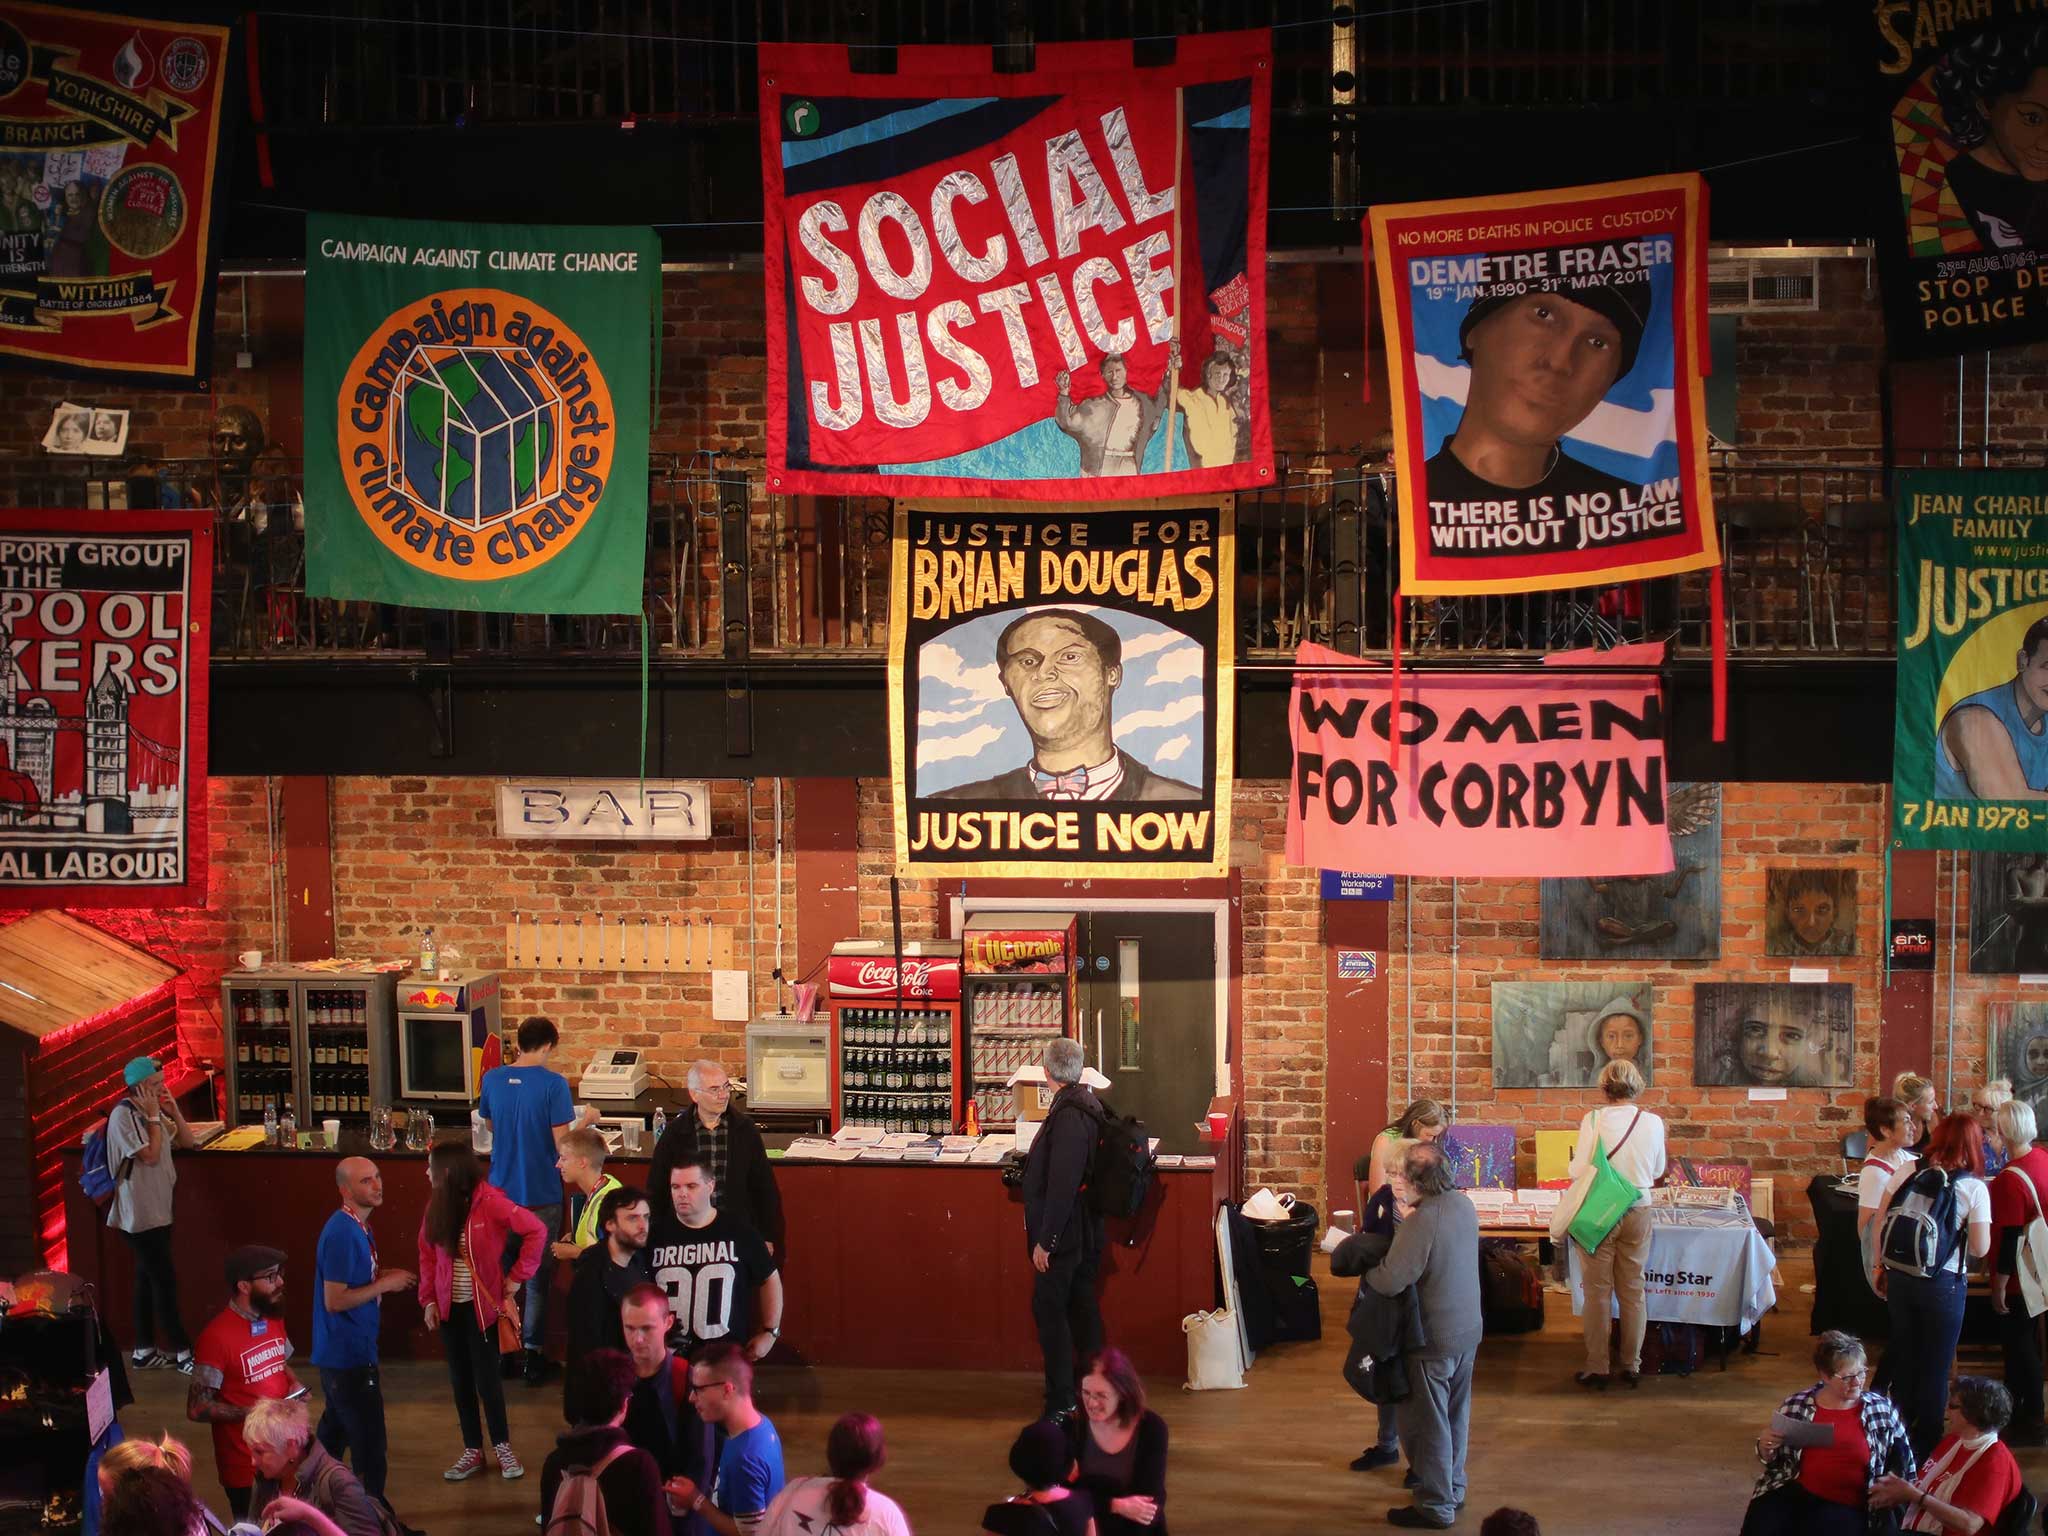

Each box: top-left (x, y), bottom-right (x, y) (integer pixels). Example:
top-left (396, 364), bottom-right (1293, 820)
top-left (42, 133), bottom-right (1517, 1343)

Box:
top-left (1566, 1206), bottom-right (1776, 1330)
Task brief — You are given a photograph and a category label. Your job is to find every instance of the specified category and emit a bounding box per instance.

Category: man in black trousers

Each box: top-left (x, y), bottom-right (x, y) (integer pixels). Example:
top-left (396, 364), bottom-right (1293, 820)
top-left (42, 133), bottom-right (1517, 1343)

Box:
top-left (1021, 1035), bottom-right (1105, 1419)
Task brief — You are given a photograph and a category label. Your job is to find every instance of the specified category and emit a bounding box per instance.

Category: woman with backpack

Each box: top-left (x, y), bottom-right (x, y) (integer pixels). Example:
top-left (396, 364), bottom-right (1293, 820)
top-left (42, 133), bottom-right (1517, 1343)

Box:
top-left (1987, 1100), bottom-right (2048, 1445)
top-left (540, 1350), bottom-right (671, 1536)
top-left (1875, 1114), bottom-right (1994, 1459)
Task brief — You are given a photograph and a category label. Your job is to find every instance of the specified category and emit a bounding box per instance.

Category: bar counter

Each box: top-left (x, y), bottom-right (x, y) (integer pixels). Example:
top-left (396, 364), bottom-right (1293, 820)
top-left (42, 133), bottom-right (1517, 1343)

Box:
top-left (62, 1137), bottom-right (1223, 1377)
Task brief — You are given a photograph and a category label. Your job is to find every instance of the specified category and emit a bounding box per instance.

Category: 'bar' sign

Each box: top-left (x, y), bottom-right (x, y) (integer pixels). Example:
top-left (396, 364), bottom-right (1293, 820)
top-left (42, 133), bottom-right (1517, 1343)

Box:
top-left (496, 779), bottom-right (711, 841)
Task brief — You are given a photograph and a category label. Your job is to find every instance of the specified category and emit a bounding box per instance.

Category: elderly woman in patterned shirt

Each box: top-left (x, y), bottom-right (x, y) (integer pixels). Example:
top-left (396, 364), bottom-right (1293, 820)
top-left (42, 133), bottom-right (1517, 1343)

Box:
top-left (1740, 1330), bottom-right (1914, 1535)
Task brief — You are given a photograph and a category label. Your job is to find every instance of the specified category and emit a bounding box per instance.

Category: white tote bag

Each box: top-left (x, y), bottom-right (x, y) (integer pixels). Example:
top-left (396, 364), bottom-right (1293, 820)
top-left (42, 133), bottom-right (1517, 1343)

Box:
top-left (1183, 1309), bottom-right (1247, 1390)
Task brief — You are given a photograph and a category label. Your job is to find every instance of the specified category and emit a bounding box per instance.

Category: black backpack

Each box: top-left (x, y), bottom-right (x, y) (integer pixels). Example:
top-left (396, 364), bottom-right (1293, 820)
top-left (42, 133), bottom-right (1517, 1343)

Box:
top-left (1880, 1165), bottom-right (1967, 1279)
top-left (1082, 1103), bottom-right (1157, 1220)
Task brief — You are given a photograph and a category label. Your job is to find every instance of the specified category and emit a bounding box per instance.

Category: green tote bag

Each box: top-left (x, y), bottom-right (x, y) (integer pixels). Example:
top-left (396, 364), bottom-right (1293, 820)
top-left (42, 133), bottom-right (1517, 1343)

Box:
top-left (1567, 1109), bottom-right (1644, 1252)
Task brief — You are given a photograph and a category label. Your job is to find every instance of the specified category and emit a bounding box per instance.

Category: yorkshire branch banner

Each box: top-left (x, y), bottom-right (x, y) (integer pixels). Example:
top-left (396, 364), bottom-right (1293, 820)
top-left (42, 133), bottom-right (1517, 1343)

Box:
top-left (1892, 470), bottom-right (2048, 851)
top-left (0, 4), bottom-right (231, 382)
top-left (760, 35), bottom-right (1272, 499)
top-left (1876, 8), bottom-right (2048, 358)
top-left (1286, 642), bottom-right (1675, 878)
top-left (0, 509), bottom-right (209, 907)
top-left (1368, 174), bottom-right (1719, 596)
top-left (891, 500), bottom-right (1233, 875)
top-left (304, 214), bottom-right (658, 615)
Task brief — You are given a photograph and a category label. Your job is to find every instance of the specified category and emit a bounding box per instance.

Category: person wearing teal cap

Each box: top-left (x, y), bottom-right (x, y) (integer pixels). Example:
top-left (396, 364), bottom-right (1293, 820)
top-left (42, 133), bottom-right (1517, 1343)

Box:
top-left (108, 1054), bottom-right (200, 1374)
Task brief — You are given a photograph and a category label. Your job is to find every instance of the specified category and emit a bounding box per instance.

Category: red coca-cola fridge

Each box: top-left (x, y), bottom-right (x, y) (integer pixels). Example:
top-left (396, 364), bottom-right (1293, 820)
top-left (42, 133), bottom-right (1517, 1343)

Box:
top-left (824, 940), bottom-right (963, 1134)
top-left (960, 912), bottom-right (1079, 1133)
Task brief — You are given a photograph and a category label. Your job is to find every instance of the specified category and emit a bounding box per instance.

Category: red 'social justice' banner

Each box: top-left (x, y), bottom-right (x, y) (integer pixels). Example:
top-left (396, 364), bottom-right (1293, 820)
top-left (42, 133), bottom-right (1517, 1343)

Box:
top-left (760, 35), bottom-right (1271, 499)
top-left (1369, 174), bottom-right (1719, 595)
top-left (1285, 642), bottom-right (1674, 879)
top-left (0, 4), bottom-right (232, 382)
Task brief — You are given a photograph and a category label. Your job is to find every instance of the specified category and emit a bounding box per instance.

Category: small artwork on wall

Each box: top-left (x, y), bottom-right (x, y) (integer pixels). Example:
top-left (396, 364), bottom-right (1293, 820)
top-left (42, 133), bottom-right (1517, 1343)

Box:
top-left (1539, 781), bottom-right (1721, 960)
top-left (1971, 853), bottom-right (2048, 975)
top-left (1764, 868), bottom-right (1858, 958)
top-left (1441, 1123), bottom-right (1515, 1190)
top-left (1693, 982), bottom-right (1854, 1088)
top-left (1491, 981), bottom-right (1653, 1089)
top-left (1992, 1002), bottom-right (2048, 1130)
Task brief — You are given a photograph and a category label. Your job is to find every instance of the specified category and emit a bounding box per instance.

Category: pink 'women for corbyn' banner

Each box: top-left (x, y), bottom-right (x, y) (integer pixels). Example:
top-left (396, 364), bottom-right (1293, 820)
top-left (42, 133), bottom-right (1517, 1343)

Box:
top-left (1285, 641), bottom-right (1675, 879)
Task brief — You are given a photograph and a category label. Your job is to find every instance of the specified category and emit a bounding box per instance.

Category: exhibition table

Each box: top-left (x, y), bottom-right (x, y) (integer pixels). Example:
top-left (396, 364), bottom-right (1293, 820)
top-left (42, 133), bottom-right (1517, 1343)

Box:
top-left (61, 1141), bottom-right (1219, 1377)
top-left (1567, 1205), bottom-right (1778, 1331)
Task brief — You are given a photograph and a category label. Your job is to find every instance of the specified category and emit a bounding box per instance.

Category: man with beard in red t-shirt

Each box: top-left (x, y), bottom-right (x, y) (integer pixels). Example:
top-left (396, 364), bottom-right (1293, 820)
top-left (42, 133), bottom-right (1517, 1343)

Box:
top-left (189, 1245), bottom-right (304, 1519)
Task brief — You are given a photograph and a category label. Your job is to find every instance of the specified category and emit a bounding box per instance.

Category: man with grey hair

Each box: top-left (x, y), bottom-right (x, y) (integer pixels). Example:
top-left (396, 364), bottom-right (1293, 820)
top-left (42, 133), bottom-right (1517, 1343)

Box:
top-left (649, 1057), bottom-right (785, 1261)
top-left (244, 1397), bottom-right (384, 1536)
top-left (1366, 1140), bottom-right (1482, 1530)
top-left (1021, 1035), bottom-right (1106, 1417)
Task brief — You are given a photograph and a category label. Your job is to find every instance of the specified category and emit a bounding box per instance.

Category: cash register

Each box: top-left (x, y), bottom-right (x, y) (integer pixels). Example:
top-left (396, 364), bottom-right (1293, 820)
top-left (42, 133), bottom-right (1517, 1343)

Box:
top-left (579, 1047), bottom-right (651, 1101)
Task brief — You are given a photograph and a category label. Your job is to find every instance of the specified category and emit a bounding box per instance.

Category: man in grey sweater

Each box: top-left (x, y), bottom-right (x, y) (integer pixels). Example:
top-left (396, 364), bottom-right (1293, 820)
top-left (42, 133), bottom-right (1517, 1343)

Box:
top-left (1366, 1140), bottom-right (1482, 1529)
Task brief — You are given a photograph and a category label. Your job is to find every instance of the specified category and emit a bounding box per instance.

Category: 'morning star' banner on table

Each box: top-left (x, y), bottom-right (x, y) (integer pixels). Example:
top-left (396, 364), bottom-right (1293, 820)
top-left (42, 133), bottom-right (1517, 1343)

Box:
top-left (1285, 641), bottom-right (1674, 879)
top-left (1368, 174), bottom-right (1719, 596)
top-left (0, 4), bottom-right (232, 383)
top-left (890, 500), bottom-right (1233, 876)
top-left (1892, 470), bottom-right (2048, 852)
top-left (760, 35), bottom-right (1272, 500)
top-left (303, 213), bottom-right (659, 614)
top-left (1875, 8), bottom-right (2048, 358)
top-left (0, 509), bottom-right (210, 907)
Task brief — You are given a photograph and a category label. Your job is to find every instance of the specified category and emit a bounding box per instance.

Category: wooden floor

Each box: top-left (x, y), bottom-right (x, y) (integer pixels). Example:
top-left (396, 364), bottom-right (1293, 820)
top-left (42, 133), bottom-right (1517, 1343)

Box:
top-left (114, 1253), bottom-right (2048, 1534)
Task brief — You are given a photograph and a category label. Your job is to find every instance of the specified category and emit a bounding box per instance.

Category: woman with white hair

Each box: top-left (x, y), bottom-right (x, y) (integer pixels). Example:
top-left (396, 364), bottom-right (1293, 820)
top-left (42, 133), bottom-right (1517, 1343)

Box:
top-left (1988, 1097), bottom-right (2048, 1444)
top-left (1563, 1058), bottom-right (1667, 1389)
top-left (243, 1398), bottom-right (385, 1536)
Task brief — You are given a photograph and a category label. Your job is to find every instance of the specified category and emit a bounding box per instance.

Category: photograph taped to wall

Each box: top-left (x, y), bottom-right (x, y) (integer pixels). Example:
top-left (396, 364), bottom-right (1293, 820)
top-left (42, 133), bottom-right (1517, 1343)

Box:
top-left (1540, 780), bottom-right (1720, 958)
top-left (1971, 851), bottom-right (2048, 975)
top-left (1491, 981), bottom-right (1653, 1089)
top-left (1693, 982), bottom-right (1855, 1089)
top-left (1764, 868), bottom-right (1859, 958)
top-left (1993, 1002), bottom-right (2048, 1132)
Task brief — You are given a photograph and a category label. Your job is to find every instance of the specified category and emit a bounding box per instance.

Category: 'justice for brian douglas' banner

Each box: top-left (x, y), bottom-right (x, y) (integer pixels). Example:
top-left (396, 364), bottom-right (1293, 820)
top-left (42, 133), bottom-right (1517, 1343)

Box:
top-left (1286, 642), bottom-right (1674, 879)
top-left (0, 4), bottom-right (231, 382)
top-left (1892, 470), bottom-right (2048, 851)
top-left (760, 35), bottom-right (1272, 499)
top-left (0, 509), bottom-right (210, 907)
top-left (1368, 174), bottom-right (1719, 595)
top-left (891, 501), bottom-right (1233, 876)
top-left (1876, 8), bottom-right (2048, 358)
top-left (304, 213), bottom-right (659, 614)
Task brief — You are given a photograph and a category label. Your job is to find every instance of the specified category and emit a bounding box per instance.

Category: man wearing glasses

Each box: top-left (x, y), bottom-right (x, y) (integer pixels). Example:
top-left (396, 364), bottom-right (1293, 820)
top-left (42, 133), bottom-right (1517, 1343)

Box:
top-left (662, 1341), bottom-right (785, 1536)
top-left (649, 1059), bottom-right (786, 1263)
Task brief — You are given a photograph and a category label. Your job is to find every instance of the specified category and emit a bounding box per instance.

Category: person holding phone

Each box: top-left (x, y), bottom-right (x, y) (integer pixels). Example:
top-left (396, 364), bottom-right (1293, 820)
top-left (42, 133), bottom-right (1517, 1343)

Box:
top-left (107, 1055), bottom-right (199, 1375)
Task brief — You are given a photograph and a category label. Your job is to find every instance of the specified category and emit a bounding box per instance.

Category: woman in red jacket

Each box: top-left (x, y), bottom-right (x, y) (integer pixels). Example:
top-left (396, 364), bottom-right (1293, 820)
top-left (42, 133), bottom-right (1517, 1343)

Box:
top-left (417, 1142), bottom-right (547, 1483)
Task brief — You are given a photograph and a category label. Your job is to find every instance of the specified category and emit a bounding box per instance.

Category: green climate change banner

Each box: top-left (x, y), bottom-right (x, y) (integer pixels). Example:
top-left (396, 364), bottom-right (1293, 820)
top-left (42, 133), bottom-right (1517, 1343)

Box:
top-left (1893, 469), bottom-right (2048, 851)
top-left (305, 214), bottom-right (659, 613)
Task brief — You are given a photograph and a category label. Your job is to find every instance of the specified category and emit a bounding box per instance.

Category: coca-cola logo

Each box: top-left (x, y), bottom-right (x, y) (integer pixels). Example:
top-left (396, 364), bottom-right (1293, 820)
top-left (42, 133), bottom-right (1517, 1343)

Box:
top-left (856, 959), bottom-right (932, 986)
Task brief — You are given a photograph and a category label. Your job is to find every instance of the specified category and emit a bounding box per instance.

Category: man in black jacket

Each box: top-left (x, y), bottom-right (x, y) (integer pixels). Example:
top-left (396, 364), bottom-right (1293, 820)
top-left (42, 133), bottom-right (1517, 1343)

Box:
top-left (647, 1059), bottom-right (786, 1261)
top-left (564, 1186), bottom-right (651, 1381)
top-left (1022, 1036), bottom-right (1106, 1418)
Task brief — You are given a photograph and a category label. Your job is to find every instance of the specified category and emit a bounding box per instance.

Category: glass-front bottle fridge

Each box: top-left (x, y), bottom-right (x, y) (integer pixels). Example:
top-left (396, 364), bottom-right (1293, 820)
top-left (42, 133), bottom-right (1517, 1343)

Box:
top-left (960, 912), bottom-right (1079, 1133)
top-left (220, 966), bottom-right (399, 1129)
top-left (825, 940), bottom-right (962, 1134)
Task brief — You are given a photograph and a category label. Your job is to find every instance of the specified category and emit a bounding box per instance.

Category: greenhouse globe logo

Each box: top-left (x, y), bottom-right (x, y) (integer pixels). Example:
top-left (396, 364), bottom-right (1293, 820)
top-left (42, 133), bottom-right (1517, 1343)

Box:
top-left (336, 286), bottom-right (615, 579)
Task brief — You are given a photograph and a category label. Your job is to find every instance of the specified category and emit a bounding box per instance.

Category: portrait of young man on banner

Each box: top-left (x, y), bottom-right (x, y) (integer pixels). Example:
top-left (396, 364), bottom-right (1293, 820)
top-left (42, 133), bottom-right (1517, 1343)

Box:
top-left (1368, 173), bottom-right (1718, 596)
top-left (890, 501), bottom-right (1232, 876)
top-left (759, 34), bottom-right (1272, 500)
top-left (1892, 469), bottom-right (2048, 852)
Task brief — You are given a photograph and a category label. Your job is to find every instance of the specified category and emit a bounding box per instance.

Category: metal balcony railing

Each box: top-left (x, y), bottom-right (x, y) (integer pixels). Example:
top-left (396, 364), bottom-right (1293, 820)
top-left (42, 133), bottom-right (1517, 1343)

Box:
top-left (0, 449), bottom-right (1911, 663)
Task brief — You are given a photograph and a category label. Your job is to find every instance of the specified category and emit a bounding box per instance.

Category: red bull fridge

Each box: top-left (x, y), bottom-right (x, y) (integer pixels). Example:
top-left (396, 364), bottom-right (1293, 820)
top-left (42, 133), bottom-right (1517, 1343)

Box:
top-left (393, 970), bottom-right (504, 1106)
top-left (221, 965), bottom-right (400, 1129)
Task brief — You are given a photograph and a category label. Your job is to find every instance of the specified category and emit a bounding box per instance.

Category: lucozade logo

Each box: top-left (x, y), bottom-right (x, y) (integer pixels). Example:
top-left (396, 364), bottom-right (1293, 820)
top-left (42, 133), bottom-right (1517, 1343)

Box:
top-left (335, 286), bottom-right (616, 580)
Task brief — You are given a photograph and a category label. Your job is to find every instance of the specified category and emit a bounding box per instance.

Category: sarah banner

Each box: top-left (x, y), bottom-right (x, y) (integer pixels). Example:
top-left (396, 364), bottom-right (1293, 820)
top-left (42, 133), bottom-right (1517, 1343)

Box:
top-left (1892, 469), bottom-right (2048, 851)
top-left (1875, 7), bottom-right (2048, 358)
top-left (0, 4), bottom-right (231, 382)
top-left (890, 499), bottom-right (1233, 876)
top-left (1285, 641), bottom-right (1674, 879)
top-left (760, 35), bottom-right (1272, 500)
top-left (303, 214), bottom-right (659, 615)
top-left (0, 509), bottom-right (209, 907)
top-left (1368, 174), bottom-right (1719, 596)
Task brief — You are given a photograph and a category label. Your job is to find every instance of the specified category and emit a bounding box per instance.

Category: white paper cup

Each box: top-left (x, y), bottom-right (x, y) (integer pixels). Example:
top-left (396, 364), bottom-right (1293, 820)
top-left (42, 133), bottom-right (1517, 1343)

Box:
top-left (322, 1119), bottom-right (340, 1147)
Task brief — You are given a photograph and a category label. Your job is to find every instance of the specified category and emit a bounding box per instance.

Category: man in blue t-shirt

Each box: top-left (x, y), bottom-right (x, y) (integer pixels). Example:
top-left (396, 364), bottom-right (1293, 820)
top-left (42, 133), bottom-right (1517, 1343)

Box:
top-left (476, 1015), bottom-right (595, 1384)
top-left (1936, 612), bottom-right (2048, 800)
top-left (663, 1340), bottom-right (783, 1536)
top-left (311, 1157), bottom-right (414, 1500)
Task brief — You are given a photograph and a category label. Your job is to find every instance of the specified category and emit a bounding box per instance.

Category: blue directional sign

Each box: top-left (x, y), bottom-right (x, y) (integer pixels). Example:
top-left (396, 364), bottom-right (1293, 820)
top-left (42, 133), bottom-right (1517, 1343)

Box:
top-left (1321, 870), bottom-right (1394, 901)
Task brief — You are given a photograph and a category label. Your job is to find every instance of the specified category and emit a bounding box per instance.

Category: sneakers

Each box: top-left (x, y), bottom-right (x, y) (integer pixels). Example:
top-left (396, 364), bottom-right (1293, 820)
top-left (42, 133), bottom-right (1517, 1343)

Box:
top-left (443, 1449), bottom-right (484, 1482)
top-left (1351, 1446), bottom-right (1402, 1472)
top-left (134, 1349), bottom-right (197, 1375)
top-left (495, 1443), bottom-right (524, 1480)
top-left (171, 1352), bottom-right (195, 1375)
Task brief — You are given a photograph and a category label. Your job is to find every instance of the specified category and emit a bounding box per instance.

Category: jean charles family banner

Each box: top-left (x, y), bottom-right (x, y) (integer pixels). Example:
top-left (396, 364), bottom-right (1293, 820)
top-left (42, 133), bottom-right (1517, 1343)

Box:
top-left (1285, 642), bottom-right (1674, 879)
top-left (759, 35), bottom-right (1272, 500)
top-left (889, 501), bottom-right (1233, 876)
top-left (303, 213), bottom-right (659, 614)
top-left (0, 510), bottom-right (209, 907)
top-left (1875, 6), bottom-right (2048, 358)
top-left (1892, 470), bottom-right (2048, 852)
top-left (1367, 174), bottom-right (1719, 596)
top-left (0, 5), bottom-right (231, 382)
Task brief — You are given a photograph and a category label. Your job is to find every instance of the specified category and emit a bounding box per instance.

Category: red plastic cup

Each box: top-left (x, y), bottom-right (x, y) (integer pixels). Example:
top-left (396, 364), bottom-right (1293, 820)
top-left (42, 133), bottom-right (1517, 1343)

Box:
top-left (1206, 1111), bottom-right (1230, 1141)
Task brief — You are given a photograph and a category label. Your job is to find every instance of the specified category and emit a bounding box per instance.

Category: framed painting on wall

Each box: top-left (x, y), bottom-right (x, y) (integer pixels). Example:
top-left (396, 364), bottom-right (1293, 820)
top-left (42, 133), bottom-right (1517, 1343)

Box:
top-left (1693, 982), bottom-right (1854, 1089)
top-left (1764, 868), bottom-right (1858, 958)
top-left (1540, 782), bottom-right (1721, 959)
top-left (1491, 982), bottom-right (1653, 1089)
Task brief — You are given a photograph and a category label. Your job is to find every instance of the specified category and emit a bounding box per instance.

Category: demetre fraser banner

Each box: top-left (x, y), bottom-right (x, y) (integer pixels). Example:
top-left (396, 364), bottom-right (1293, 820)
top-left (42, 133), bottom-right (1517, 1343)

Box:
top-left (0, 4), bottom-right (231, 382)
top-left (1368, 174), bottom-right (1718, 596)
top-left (759, 34), bottom-right (1271, 499)
top-left (1875, 6), bottom-right (2048, 358)
top-left (1892, 470), bottom-right (2048, 852)
top-left (890, 501), bottom-right (1233, 876)
top-left (1285, 641), bottom-right (1675, 879)
top-left (304, 214), bottom-right (659, 614)
top-left (0, 509), bottom-right (210, 908)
